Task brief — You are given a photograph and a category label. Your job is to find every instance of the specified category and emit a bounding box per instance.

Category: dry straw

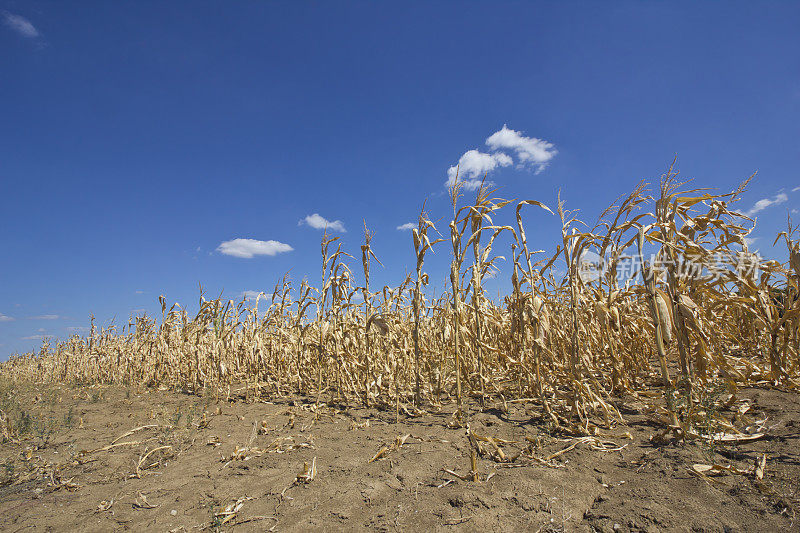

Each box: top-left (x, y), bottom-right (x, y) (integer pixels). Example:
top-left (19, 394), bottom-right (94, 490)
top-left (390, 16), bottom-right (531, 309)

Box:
top-left (2, 162), bottom-right (799, 436)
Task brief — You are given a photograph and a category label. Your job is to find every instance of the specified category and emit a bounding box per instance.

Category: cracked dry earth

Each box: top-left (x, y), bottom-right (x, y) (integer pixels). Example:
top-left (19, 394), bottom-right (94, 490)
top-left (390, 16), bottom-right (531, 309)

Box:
top-left (1, 383), bottom-right (798, 532)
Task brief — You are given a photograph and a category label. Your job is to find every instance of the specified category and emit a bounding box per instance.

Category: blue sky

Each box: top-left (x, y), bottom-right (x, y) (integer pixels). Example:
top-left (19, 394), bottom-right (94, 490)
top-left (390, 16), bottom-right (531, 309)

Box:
top-left (1, 1), bottom-right (798, 359)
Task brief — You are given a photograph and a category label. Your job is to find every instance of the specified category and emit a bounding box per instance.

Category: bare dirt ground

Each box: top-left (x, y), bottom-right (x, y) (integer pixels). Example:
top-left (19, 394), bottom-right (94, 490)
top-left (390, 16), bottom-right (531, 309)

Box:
top-left (1, 381), bottom-right (799, 532)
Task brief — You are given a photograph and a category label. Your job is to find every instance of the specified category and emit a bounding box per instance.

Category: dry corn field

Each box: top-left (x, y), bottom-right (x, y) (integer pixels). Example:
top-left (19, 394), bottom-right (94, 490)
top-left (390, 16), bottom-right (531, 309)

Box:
top-left (2, 166), bottom-right (800, 531)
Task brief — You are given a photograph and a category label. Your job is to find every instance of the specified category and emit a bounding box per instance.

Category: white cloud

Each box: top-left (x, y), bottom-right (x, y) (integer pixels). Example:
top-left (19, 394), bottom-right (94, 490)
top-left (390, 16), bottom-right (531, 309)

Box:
top-left (792, 209), bottom-right (799, 214)
top-left (130, 308), bottom-right (146, 315)
top-left (135, 289), bottom-right (145, 294)
top-left (3, 12), bottom-right (39, 38)
top-left (446, 125), bottom-right (556, 190)
top-left (0, 313), bottom-right (14, 322)
top-left (22, 335), bottom-right (46, 340)
top-left (396, 222), bottom-right (415, 231)
top-left (745, 192), bottom-right (788, 217)
top-left (346, 292), bottom-right (365, 304)
top-left (446, 150), bottom-right (512, 190)
top-left (66, 326), bottom-right (90, 333)
top-left (30, 314), bottom-right (60, 320)
top-left (792, 186), bottom-right (800, 192)
top-left (743, 237), bottom-right (758, 247)
top-left (299, 213), bottom-right (346, 233)
top-left (485, 125), bottom-right (557, 172)
top-left (239, 290), bottom-right (273, 302)
top-left (217, 238), bottom-right (294, 258)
